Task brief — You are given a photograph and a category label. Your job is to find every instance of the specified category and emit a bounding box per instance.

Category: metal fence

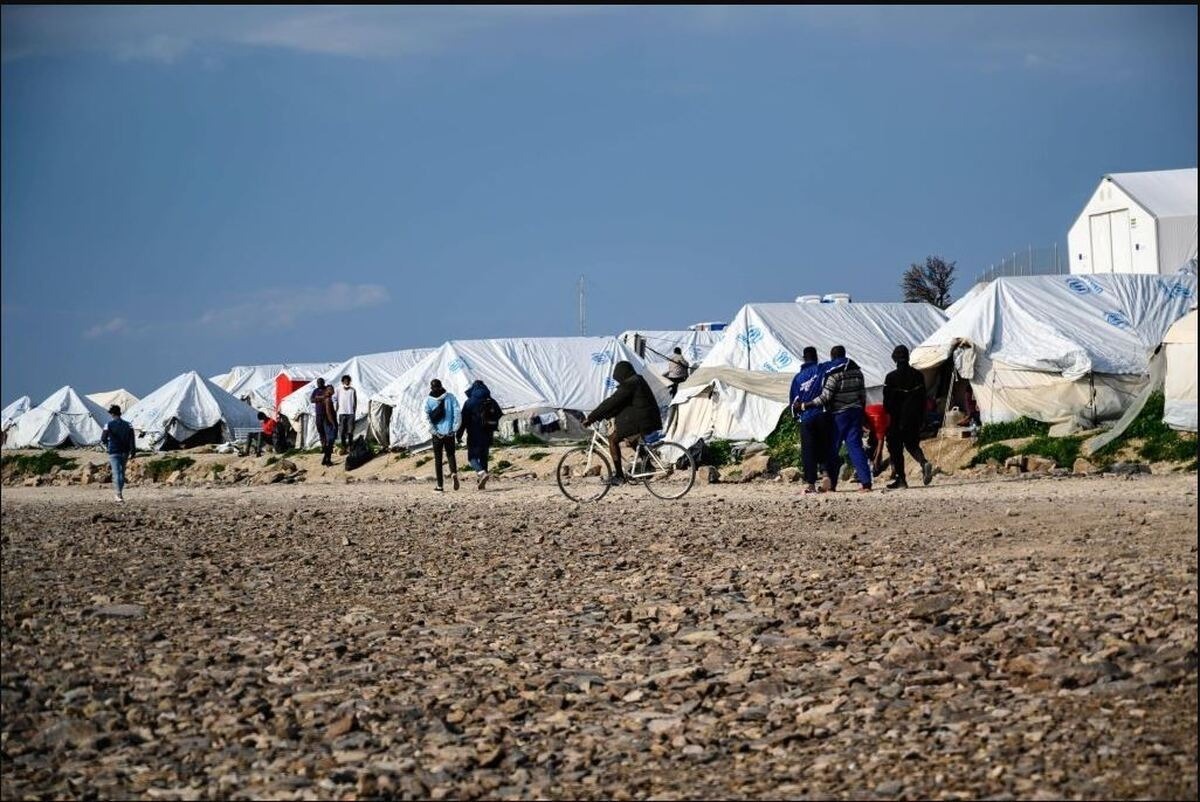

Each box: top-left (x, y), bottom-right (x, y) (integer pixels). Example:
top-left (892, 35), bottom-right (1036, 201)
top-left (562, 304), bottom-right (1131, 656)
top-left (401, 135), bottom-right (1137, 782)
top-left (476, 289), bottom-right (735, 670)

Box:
top-left (974, 243), bottom-right (1068, 285)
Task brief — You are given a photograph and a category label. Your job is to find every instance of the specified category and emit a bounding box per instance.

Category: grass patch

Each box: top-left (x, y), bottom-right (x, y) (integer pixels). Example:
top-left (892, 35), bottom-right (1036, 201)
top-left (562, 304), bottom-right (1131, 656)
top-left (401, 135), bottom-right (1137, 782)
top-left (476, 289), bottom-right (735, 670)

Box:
top-left (1094, 392), bottom-right (1198, 464)
top-left (706, 440), bottom-right (733, 468)
top-left (414, 456), bottom-right (431, 468)
top-left (969, 443), bottom-right (1015, 466)
top-left (211, 463), bottom-right (226, 474)
top-left (528, 451), bottom-right (550, 461)
top-left (264, 456), bottom-right (278, 466)
top-left (1018, 436), bottom-right (1083, 468)
top-left (493, 459), bottom-right (513, 473)
top-left (503, 433), bottom-right (548, 447)
top-left (1, 451), bottom-right (78, 476)
top-left (143, 456), bottom-right (195, 482)
top-left (977, 417), bottom-right (1050, 445)
top-left (764, 411), bottom-right (802, 469)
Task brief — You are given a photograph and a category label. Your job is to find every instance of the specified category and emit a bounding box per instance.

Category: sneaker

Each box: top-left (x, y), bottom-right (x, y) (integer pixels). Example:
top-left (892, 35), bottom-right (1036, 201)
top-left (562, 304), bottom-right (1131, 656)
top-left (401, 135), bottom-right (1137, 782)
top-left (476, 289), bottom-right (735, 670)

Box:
top-left (434, 485), bottom-right (444, 492)
top-left (886, 477), bottom-right (908, 490)
top-left (477, 471), bottom-right (489, 490)
top-left (114, 494), bottom-right (124, 503)
top-left (452, 473), bottom-right (461, 491)
top-left (922, 462), bottom-right (934, 486)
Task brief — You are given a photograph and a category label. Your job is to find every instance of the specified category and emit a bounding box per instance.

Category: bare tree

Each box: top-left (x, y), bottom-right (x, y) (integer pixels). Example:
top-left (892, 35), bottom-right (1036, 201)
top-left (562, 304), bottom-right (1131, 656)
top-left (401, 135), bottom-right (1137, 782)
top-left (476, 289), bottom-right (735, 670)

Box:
top-left (901, 256), bottom-right (957, 308)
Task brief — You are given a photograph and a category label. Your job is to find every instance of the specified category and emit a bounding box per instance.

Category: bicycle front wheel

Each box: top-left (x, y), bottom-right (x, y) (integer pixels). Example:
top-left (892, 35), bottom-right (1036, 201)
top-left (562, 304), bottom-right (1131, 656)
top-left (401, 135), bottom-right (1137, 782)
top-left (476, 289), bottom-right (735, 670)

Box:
top-left (556, 447), bottom-right (613, 503)
top-left (641, 440), bottom-right (696, 500)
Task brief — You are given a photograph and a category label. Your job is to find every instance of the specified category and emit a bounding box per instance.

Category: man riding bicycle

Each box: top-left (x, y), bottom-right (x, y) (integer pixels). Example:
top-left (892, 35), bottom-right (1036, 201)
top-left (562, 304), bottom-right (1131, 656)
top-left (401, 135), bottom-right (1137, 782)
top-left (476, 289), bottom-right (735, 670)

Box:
top-left (582, 360), bottom-right (663, 486)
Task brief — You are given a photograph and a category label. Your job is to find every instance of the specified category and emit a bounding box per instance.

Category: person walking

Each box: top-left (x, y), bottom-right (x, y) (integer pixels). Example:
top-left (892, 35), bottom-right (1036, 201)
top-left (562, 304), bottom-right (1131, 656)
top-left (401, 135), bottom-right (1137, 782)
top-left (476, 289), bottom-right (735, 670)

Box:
top-left (798, 345), bottom-right (873, 492)
top-left (882, 344), bottom-right (935, 489)
top-left (457, 379), bottom-right (497, 489)
top-left (426, 379), bottom-right (462, 491)
top-left (663, 347), bottom-right (690, 398)
top-left (100, 404), bottom-right (135, 503)
top-left (311, 378), bottom-right (338, 467)
top-left (789, 346), bottom-right (842, 494)
top-left (335, 374), bottom-right (358, 452)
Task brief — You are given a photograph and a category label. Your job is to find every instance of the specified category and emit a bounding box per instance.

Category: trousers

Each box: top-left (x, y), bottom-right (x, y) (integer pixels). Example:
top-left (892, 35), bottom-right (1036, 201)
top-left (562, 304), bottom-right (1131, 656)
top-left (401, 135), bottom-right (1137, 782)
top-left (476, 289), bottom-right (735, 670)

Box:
top-left (799, 413), bottom-right (842, 488)
top-left (832, 407), bottom-right (873, 488)
top-left (886, 423), bottom-right (927, 480)
top-left (432, 434), bottom-right (458, 487)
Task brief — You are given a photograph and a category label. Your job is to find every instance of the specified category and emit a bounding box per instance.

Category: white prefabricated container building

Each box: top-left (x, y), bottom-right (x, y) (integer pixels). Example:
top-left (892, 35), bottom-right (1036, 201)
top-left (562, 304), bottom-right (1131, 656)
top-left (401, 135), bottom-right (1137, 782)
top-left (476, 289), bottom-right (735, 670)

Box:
top-left (1067, 168), bottom-right (1198, 276)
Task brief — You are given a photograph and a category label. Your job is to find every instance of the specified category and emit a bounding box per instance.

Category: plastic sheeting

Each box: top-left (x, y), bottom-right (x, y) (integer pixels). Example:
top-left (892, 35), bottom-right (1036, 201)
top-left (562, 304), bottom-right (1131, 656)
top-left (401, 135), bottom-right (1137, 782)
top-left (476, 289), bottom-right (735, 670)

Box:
top-left (126, 371), bottom-right (262, 451)
top-left (371, 337), bottom-right (670, 448)
top-left (87, 389), bottom-right (140, 414)
top-left (2, 395), bottom-right (31, 432)
top-left (667, 303), bottom-right (947, 445)
top-left (911, 274), bottom-right (1197, 428)
top-left (279, 349), bottom-right (435, 448)
top-left (1163, 310), bottom-right (1197, 432)
top-left (3, 386), bottom-right (108, 448)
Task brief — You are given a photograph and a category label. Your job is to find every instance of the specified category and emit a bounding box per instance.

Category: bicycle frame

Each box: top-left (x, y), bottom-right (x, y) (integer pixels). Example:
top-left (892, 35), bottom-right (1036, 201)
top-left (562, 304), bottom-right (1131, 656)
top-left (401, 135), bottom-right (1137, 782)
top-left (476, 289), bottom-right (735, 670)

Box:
top-left (584, 426), bottom-right (669, 479)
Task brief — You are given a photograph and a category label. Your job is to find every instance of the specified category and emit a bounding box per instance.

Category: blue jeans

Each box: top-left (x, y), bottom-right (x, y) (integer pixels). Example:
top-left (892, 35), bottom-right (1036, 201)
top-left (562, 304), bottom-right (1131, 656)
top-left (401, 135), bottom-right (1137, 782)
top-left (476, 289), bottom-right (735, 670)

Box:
top-left (109, 454), bottom-right (128, 495)
top-left (832, 407), bottom-right (873, 488)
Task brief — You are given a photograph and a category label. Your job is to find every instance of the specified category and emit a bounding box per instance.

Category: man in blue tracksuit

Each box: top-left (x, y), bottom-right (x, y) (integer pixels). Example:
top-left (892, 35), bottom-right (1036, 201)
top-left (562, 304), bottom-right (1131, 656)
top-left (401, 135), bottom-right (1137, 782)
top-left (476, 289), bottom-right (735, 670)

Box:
top-left (789, 346), bottom-right (842, 494)
top-left (798, 345), bottom-right (873, 492)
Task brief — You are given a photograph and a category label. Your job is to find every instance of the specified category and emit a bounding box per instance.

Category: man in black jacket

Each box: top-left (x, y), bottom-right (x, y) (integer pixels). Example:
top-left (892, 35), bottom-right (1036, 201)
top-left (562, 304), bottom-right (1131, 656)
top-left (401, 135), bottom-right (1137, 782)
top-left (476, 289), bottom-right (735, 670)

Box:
top-left (883, 345), bottom-right (934, 489)
top-left (583, 361), bottom-right (663, 485)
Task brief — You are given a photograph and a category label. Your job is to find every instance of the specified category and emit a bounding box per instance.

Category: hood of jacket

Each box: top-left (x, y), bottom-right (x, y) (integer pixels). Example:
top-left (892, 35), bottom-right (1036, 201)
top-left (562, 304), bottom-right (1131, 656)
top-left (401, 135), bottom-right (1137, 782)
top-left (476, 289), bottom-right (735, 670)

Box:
top-left (466, 380), bottom-right (491, 401)
top-left (612, 361), bottom-right (636, 383)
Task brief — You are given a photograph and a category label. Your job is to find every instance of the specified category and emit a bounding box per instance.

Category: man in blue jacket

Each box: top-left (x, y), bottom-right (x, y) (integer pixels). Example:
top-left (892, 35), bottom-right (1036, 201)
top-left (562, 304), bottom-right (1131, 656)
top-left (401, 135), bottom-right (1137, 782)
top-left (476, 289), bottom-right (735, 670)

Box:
top-left (790, 346), bottom-right (841, 494)
top-left (425, 379), bottom-right (462, 491)
top-left (799, 345), bottom-right (873, 492)
top-left (100, 404), bottom-right (136, 503)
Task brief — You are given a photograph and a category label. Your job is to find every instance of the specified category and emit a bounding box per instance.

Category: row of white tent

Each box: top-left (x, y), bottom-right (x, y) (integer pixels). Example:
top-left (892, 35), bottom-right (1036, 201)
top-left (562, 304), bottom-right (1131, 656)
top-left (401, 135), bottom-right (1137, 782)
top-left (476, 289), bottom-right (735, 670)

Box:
top-left (3, 272), bottom-right (1196, 451)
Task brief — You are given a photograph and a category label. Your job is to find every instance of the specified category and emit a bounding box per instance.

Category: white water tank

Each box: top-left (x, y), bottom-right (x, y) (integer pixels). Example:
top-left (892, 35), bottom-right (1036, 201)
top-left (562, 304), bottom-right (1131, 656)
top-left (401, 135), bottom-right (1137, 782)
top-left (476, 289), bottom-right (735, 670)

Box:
top-left (795, 294), bottom-right (822, 304)
top-left (821, 293), bottom-right (852, 303)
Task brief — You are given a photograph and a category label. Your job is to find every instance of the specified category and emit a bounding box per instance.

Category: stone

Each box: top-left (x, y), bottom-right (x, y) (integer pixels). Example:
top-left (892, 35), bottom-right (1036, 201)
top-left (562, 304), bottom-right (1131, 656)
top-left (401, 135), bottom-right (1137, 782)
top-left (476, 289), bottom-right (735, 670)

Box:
top-left (1025, 455), bottom-right (1056, 473)
top-left (779, 467), bottom-right (802, 483)
top-left (1004, 456), bottom-right (1026, 471)
top-left (740, 454), bottom-right (776, 482)
top-left (699, 466), bottom-right (720, 484)
top-left (1072, 457), bottom-right (1099, 475)
top-left (94, 604), bottom-right (145, 619)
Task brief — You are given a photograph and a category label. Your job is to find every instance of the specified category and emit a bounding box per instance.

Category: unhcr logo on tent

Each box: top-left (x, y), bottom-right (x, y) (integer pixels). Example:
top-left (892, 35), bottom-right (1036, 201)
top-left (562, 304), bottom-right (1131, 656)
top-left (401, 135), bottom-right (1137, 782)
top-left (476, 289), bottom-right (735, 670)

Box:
top-left (591, 352), bottom-right (612, 364)
top-left (736, 326), bottom-right (764, 348)
top-left (1157, 278), bottom-right (1194, 300)
top-left (604, 377), bottom-right (618, 391)
top-left (448, 358), bottom-right (470, 373)
top-left (1104, 311), bottom-right (1132, 329)
top-left (1066, 276), bottom-right (1104, 295)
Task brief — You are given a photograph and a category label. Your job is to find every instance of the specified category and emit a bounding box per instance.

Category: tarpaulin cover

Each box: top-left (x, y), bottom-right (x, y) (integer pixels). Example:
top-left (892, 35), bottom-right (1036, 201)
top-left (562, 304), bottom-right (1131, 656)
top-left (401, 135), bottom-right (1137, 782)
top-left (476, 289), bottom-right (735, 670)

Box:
top-left (126, 371), bottom-right (262, 450)
top-left (2, 395), bottom-right (31, 431)
top-left (1163, 309), bottom-right (1197, 432)
top-left (3, 386), bottom-right (108, 448)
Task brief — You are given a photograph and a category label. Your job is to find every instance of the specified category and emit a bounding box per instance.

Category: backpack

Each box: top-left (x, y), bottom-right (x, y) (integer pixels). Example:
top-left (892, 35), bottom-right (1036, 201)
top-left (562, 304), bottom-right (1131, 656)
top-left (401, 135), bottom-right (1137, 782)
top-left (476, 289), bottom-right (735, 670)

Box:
top-left (481, 397), bottom-right (503, 431)
top-left (428, 397), bottom-right (446, 425)
top-left (345, 436), bottom-right (374, 471)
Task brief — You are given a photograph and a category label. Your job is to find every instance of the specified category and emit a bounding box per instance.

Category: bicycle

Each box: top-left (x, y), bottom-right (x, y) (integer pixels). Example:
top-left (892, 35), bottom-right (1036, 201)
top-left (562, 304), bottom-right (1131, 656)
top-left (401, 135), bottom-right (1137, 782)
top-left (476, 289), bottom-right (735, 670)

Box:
top-left (555, 423), bottom-right (696, 503)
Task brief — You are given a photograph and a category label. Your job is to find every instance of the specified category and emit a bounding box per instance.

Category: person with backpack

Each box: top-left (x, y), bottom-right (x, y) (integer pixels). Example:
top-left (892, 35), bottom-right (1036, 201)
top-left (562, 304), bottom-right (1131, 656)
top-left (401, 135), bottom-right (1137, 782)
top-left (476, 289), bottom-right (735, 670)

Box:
top-left (425, 379), bottom-right (462, 491)
top-left (457, 379), bottom-right (500, 489)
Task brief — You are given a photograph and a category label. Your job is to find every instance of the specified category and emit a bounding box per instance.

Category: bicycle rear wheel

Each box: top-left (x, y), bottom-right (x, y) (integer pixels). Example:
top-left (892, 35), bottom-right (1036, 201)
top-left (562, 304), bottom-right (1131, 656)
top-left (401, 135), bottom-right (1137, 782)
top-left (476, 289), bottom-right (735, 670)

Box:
top-left (556, 447), bottom-right (613, 503)
top-left (640, 440), bottom-right (696, 500)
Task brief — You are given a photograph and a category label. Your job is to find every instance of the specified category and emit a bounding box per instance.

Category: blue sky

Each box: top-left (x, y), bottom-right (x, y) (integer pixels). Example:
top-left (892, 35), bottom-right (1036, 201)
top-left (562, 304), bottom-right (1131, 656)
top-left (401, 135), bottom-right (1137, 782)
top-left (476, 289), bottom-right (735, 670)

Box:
top-left (2, 5), bottom-right (1196, 403)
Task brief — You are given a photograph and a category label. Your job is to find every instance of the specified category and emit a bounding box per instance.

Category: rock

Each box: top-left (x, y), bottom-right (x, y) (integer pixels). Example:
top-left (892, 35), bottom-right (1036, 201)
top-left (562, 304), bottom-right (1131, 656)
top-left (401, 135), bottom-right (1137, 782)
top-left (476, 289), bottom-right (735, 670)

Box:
top-left (907, 594), bottom-right (957, 620)
top-left (740, 454), bottom-right (776, 482)
top-left (164, 470), bottom-right (183, 485)
top-left (740, 442), bottom-right (769, 457)
top-left (94, 604), bottom-right (145, 618)
top-left (1109, 461), bottom-right (1151, 475)
top-left (1004, 456), bottom-right (1026, 471)
top-left (327, 713), bottom-right (357, 739)
top-left (1025, 455), bottom-right (1056, 473)
top-left (1072, 457), bottom-right (1099, 475)
top-left (779, 467), bottom-right (802, 483)
top-left (699, 466), bottom-right (720, 484)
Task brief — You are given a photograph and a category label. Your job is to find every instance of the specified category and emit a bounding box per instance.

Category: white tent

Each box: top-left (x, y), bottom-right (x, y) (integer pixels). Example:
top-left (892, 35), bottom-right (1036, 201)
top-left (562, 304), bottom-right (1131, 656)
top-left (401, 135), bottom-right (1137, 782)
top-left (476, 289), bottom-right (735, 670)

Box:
top-left (240, 363), bottom-right (338, 413)
top-left (87, 389), bottom-right (140, 413)
top-left (1163, 309), bottom-right (1197, 432)
top-left (944, 282), bottom-right (989, 318)
top-left (3, 386), bottom-right (109, 449)
top-left (209, 364), bottom-right (281, 394)
top-left (911, 273), bottom-right (1197, 432)
top-left (2, 395), bottom-right (32, 432)
top-left (371, 336), bottom-right (670, 449)
top-left (1068, 168), bottom-right (1198, 276)
top-left (126, 371), bottom-right (263, 451)
top-left (618, 330), bottom-right (725, 371)
top-left (664, 302), bottom-right (948, 446)
top-left (279, 349), bottom-right (434, 448)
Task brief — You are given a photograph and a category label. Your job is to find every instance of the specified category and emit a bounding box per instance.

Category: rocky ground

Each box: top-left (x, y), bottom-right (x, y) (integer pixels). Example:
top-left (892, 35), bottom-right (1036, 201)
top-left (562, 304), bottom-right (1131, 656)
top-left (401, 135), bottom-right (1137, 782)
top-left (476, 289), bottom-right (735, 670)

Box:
top-left (2, 473), bottom-right (1197, 800)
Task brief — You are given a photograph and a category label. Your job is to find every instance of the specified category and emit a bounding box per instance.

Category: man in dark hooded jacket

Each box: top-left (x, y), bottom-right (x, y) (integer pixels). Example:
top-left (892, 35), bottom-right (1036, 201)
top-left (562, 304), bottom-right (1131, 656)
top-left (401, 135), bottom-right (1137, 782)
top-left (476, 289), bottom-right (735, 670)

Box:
top-left (582, 360), bottom-right (663, 485)
top-left (883, 344), bottom-right (934, 489)
top-left (457, 379), bottom-right (496, 489)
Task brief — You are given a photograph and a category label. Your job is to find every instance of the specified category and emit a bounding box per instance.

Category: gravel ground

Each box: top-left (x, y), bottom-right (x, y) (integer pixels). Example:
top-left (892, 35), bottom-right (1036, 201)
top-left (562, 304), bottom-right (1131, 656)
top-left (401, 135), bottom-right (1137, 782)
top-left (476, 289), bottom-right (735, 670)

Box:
top-left (2, 473), bottom-right (1197, 800)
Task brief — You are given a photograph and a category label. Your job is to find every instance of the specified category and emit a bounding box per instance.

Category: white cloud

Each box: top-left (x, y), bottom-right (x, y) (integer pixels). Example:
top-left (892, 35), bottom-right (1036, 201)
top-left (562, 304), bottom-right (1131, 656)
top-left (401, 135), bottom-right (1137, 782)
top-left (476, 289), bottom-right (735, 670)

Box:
top-left (83, 317), bottom-right (129, 339)
top-left (115, 34), bottom-right (192, 64)
top-left (198, 282), bottom-right (390, 332)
